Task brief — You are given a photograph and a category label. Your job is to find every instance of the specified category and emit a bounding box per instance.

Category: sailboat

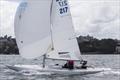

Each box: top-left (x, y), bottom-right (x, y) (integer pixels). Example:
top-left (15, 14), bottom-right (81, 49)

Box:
top-left (7, 0), bottom-right (111, 75)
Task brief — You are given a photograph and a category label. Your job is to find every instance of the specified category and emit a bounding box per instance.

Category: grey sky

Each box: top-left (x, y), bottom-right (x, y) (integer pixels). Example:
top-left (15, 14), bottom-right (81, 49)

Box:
top-left (0, 0), bottom-right (120, 39)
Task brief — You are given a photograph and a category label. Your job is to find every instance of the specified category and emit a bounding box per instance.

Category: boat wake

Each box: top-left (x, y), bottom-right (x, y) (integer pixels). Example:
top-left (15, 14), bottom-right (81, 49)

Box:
top-left (95, 68), bottom-right (120, 76)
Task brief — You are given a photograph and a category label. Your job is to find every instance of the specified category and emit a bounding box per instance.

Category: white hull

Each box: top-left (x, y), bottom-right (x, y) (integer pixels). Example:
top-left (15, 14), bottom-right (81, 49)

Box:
top-left (6, 65), bottom-right (111, 75)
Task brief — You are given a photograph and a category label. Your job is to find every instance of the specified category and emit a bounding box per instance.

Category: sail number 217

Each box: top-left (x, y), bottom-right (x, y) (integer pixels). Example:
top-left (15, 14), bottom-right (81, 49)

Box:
top-left (57, 0), bottom-right (68, 15)
top-left (59, 7), bottom-right (68, 14)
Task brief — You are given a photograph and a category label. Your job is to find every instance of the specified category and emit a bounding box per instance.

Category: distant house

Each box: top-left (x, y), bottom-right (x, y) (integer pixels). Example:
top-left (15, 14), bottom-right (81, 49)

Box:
top-left (116, 41), bottom-right (120, 54)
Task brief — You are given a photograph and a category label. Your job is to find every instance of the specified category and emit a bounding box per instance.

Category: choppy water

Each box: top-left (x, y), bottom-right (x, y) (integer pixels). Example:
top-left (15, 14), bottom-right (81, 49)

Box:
top-left (0, 55), bottom-right (120, 80)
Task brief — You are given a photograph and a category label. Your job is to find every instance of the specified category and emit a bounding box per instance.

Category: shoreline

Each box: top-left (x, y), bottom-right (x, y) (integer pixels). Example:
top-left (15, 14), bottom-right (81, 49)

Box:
top-left (0, 53), bottom-right (119, 55)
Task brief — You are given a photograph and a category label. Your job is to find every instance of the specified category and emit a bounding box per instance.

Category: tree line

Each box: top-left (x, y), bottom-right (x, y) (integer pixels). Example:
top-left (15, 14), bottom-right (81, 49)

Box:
top-left (0, 35), bottom-right (119, 55)
top-left (77, 35), bottom-right (119, 54)
top-left (0, 35), bottom-right (19, 55)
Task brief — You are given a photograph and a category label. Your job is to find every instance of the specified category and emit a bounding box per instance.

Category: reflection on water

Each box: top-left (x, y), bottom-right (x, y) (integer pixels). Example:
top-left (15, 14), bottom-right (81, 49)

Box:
top-left (0, 55), bottom-right (120, 80)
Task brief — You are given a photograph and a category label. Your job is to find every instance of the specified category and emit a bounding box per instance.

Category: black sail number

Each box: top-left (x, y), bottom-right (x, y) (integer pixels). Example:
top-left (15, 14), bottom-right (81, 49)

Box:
top-left (59, 7), bottom-right (68, 14)
top-left (57, 0), bottom-right (68, 15)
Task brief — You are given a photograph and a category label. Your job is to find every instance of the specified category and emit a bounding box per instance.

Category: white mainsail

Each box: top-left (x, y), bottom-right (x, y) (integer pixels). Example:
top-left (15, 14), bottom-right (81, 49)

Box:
top-left (14, 0), bottom-right (52, 59)
top-left (47, 0), bottom-right (81, 60)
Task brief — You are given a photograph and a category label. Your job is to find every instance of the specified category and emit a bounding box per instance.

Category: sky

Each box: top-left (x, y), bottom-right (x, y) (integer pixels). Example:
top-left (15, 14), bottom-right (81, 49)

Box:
top-left (0, 0), bottom-right (120, 39)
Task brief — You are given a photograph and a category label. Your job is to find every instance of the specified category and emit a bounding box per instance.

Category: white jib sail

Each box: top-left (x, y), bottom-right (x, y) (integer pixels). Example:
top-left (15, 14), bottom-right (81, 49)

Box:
top-left (47, 0), bottom-right (81, 61)
top-left (14, 0), bottom-right (52, 59)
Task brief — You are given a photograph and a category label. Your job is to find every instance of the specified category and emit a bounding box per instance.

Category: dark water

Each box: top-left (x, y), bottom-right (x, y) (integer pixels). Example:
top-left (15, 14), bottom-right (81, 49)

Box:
top-left (0, 55), bottom-right (120, 80)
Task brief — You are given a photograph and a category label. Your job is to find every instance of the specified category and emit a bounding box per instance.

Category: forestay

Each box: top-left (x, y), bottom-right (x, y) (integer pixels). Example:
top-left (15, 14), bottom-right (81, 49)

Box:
top-left (47, 0), bottom-right (81, 61)
top-left (14, 0), bottom-right (52, 59)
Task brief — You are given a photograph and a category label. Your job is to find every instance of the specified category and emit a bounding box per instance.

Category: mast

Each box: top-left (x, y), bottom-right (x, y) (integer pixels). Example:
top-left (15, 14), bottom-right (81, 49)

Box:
top-left (42, 0), bottom-right (54, 68)
top-left (50, 0), bottom-right (54, 51)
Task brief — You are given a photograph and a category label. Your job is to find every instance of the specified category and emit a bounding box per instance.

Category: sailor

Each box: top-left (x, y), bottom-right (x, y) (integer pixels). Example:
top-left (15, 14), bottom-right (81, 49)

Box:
top-left (80, 60), bottom-right (87, 69)
top-left (68, 60), bottom-right (74, 69)
top-left (62, 60), bottom-right (74, 69)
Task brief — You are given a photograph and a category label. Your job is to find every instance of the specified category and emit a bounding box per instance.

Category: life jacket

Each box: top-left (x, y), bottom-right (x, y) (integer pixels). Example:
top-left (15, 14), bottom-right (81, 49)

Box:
top-left (68, 60), bottom-right (74, 65)
top-left (67, 60), bottom-right (74, 69)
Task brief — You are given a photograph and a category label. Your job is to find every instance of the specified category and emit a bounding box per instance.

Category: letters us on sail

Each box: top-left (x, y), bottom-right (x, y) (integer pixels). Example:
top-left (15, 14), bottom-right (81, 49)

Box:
top-left (56, 0), bottom-right (69, 16)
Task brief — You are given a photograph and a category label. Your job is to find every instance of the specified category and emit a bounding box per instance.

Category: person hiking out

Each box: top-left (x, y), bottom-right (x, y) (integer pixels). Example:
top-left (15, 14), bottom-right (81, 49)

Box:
top-left (80, 60), bottom-right (87, 69)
